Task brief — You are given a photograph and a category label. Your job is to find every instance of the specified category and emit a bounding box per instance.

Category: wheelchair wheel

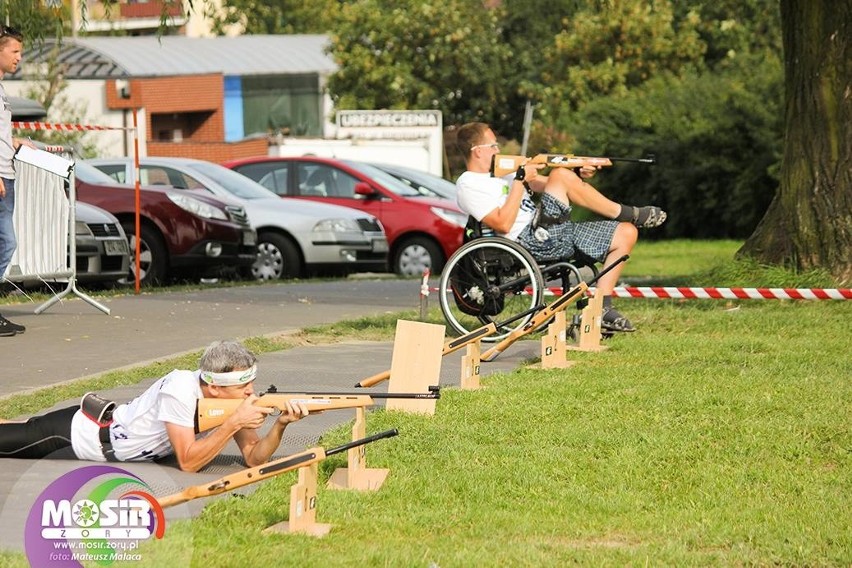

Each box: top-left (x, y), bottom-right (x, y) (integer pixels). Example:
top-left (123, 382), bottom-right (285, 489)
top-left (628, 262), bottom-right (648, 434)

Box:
top-left (438, 237), bottom-right (544, 342)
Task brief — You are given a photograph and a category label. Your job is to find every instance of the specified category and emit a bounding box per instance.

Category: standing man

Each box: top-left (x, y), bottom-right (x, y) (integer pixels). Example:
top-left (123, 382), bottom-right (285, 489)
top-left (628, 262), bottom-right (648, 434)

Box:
top-left (0, 24), bottom-right (34, 337)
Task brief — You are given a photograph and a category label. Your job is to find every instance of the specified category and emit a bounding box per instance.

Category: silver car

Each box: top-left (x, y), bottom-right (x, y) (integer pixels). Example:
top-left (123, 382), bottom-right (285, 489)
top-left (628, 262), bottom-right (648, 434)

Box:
top-left (73, 202), bottom-right (131, 285)
top-left (86, 157), bottom-right (388, 280)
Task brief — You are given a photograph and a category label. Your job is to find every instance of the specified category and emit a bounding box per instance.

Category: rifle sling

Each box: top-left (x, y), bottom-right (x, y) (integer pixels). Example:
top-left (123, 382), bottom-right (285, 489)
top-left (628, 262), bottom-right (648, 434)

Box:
top-left (259, 452), bottom-right (318, 476)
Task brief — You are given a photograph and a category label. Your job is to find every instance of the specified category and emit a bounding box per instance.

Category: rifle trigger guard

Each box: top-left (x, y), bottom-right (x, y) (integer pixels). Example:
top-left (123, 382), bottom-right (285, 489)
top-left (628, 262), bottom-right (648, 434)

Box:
top-left (269, 407), bottom-right (282, 417)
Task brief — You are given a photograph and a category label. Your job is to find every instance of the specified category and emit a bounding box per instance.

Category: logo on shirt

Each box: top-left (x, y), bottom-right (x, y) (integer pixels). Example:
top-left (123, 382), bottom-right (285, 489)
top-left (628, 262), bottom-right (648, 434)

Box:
top-left (25, 465), bottom-right (165, 567)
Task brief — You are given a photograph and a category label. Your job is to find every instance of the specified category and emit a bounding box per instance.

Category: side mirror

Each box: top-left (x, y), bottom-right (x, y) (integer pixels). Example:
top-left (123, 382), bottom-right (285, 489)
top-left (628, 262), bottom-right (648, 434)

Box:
top-left (354, 182), bottom-right (377, 198)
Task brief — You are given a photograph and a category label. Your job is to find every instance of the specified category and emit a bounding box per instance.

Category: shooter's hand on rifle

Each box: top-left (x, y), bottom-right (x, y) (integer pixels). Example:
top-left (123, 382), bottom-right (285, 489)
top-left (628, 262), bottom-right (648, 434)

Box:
top-left (577, 165), bottom-right (600, 179)
top-left (227, 395), bottom-right (274, 430)
top-left (272, 398), bottom-right (310, 426)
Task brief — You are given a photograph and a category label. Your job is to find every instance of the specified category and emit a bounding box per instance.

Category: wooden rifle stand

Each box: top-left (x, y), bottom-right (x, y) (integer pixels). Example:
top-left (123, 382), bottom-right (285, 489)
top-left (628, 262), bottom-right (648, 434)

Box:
top-left (264, 462), bottom-right (332, 537)
top-left (460, 342), bottom-right (482, 389)
top-left (327, 406), bottom-right (389, 491)
top-left (541, 310), bottom-right (576, 369)
top-left (384, 319), bottom-right (443, 415)
top-left (567, 288), bottom-right (610, 353)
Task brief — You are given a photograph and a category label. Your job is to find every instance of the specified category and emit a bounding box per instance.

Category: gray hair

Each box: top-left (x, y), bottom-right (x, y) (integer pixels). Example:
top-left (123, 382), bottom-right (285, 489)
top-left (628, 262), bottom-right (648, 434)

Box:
top-left (198, 340), bottom-right (257, 373)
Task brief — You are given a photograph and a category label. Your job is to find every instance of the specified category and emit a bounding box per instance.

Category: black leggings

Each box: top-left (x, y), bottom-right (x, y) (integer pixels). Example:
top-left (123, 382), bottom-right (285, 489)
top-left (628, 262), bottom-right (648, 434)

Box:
top-left (0, 405), bottom-right (78, 459)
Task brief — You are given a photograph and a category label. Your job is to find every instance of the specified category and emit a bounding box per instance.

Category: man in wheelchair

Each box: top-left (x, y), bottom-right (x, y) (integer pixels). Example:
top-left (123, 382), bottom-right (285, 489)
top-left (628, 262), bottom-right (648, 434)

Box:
top-left (454, 122), bottom-right (666, 333)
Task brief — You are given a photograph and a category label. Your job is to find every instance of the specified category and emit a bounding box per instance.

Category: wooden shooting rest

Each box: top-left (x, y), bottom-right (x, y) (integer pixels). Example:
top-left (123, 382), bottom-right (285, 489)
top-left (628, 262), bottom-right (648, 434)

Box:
top-left (567, 288), bottom-right (610, 353)
top-left (329, 320), bottom-right (443, 491)
top-left (265, 462), bottom-right (332, 537)
top-left (460, 342), bottom-right (482, 389)
top-left (540, 310), bottom-right (577, 369)
top-left (327, 406), bottom-right (389, 491)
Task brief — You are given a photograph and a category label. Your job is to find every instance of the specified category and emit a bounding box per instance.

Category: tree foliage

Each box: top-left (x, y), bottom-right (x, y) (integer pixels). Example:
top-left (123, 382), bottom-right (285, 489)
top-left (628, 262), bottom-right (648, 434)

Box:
top-left (566, 53), bottom-right (783, 239)
top-left (325, 0), bottom-right (519, 136)
top-left (205, 0), bottom-right (340, 35)
top-left (534, 0), bottom-right (706, 123)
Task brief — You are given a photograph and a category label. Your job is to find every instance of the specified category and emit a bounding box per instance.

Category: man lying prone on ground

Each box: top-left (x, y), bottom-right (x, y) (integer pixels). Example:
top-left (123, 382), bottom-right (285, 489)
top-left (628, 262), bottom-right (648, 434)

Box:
top-left (0, 340), bottom-right (308, 472)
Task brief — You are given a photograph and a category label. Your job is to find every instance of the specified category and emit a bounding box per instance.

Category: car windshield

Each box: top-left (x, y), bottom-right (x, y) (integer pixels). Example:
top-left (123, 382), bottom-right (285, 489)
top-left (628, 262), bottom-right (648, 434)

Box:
top-left (376, 164), bottom-right (457, 199)
top-left (74, 161), bottom-right (120, 185)
top-left (185, 161), bottom-right (280, 200)
top-left (340, 160), bottom-right (422, 197)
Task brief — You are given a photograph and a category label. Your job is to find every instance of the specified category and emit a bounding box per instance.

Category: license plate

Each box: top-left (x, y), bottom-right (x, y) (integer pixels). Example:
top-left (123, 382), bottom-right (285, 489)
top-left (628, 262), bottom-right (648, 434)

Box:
top-left (104, 239), bottom-right (128, 256)
top-left (243, 230), bottom-right (257, 246)
top-left (372, 238), bottom-right (388, 253)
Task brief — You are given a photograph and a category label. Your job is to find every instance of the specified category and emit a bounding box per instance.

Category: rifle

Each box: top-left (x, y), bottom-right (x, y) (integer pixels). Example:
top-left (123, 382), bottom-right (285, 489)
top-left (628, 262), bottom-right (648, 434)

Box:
top-left (490, 153), bottom-right (656, 177)
top-left (481, 255), bottom-right (629, 362)
top-left (354, 305), bottom-right (544, 388)
top-left (196, 386), bottom-right (439, 433)
top-left (157, 428), bottom-right (399, 508)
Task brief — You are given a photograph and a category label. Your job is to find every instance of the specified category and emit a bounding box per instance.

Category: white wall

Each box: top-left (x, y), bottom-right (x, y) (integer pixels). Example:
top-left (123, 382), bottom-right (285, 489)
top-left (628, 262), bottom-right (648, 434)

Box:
top-left (269, 138), bottom-right (432, 171)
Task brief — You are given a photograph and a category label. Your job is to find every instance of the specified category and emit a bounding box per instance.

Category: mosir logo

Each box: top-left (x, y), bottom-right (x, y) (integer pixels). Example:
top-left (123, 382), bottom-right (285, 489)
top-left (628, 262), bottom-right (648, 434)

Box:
top-left (25, 465), bottom-right (165, 567)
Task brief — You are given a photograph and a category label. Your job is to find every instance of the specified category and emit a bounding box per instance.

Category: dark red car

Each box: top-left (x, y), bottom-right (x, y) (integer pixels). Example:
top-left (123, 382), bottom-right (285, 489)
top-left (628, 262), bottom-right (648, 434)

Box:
top-left (222, 156), bottom-right (466, 275)
top-left (74, 162), bottom-right (257, 285)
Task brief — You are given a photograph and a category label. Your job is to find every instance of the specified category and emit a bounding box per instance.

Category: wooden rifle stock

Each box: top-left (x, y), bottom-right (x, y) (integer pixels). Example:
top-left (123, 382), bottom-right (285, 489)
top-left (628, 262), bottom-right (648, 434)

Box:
top-left (354, 305), bottom-right (543, 388)
top-left (196, 389), bottom-right (438, 433)
top-left (490, 153), bottom-right (656, 177)
top-left (157, 428), bottom-right (399, 509)
top-left (480, 255), bottom-right (629, 361)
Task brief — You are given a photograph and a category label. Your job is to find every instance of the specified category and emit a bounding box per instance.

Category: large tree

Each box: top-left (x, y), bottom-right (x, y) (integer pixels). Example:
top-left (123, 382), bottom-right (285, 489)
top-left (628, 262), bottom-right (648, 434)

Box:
top-left (737, 0), bottom-right (851, 284)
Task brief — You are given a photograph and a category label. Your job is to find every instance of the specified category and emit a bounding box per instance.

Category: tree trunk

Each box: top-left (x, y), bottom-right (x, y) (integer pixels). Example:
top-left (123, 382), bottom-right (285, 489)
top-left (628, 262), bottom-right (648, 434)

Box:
top-left (738, 0), bottom-right (852, 285)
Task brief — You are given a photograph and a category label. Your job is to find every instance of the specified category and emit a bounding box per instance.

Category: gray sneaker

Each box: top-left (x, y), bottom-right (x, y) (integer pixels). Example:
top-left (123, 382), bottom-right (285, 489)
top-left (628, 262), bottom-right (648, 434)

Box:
top-left (601, 307), bottom-right (636, 333)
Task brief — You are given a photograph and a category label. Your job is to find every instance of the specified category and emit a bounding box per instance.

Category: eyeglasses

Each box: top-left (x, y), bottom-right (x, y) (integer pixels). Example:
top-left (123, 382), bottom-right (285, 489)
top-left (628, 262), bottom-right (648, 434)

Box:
top-left (471, 142), bottom-right (499, 151)
top-left (0, 25), bottom-right (23, 41)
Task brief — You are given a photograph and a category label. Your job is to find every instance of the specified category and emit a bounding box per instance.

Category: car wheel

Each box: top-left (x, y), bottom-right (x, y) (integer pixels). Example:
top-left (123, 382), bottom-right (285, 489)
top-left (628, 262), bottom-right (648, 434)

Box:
top-left (393, 236), bottom-right (444, 276)
top-left (252, 232), bottom-right (301, 280)
top-left (120, 222), bottom-right (168, 286)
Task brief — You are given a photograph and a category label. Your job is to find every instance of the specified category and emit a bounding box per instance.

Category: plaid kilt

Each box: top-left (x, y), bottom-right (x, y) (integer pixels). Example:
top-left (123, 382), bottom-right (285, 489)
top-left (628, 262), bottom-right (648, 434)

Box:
top-left (517, 193), bottom-right (617, 263)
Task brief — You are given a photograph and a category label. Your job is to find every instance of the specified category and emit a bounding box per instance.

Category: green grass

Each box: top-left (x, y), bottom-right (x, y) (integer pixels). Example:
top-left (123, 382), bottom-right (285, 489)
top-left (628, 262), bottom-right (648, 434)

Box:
top-left (1, 240), bottom-right (850, 566)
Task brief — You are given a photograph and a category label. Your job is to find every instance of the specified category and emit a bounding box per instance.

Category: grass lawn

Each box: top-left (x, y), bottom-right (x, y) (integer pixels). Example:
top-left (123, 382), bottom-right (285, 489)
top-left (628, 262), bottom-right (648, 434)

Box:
top-left (1, 240), bottom-right (849, 566)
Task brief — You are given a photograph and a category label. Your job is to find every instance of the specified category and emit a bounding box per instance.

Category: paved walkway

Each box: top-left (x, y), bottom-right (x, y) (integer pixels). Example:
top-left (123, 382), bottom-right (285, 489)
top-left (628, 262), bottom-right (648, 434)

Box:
top-left (0, 279), bottom-right (535, 552)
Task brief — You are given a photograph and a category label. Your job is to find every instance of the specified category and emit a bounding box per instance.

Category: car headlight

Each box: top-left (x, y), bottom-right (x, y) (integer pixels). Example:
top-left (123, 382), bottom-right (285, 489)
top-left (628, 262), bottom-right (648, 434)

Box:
top-left (167, 194), bottom-right (228, 220)
top-left (431, 206), bottom-right (468, 227)
top-left (313, 218), bottom-right (361, 233)
top-left (75, 221), bottom-right (93, 236)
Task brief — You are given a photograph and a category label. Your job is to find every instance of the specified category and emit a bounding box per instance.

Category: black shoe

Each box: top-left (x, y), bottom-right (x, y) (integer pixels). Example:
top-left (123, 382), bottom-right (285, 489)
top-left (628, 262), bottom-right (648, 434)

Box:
top-left (0, 314), bottom-right (25, 336)
top-left (601, 307), bottom-right (636, 332)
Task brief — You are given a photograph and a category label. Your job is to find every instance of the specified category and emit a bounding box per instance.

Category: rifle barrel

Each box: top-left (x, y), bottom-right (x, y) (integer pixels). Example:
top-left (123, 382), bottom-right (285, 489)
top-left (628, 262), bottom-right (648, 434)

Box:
top-left (325, 428), bottom-right (399, 457)
top-left (262, 390), bottom-right (439, 399)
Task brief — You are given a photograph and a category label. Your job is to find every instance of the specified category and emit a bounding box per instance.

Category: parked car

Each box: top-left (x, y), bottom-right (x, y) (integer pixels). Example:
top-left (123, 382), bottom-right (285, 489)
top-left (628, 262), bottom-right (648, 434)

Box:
top-left (87, 157), bottom-right (389, 280)
top-left (222, 156), bottom-right (466, 275)
top-left (74, 162), bottom-right (257, 285)
top-left (370, 163), bottom-right (458, 201)
top-left (73, 201), bottom-right (131, 285)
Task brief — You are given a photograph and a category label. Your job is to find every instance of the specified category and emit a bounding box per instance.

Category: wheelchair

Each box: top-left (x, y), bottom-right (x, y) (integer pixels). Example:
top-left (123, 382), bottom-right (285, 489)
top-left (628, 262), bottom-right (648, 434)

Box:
top-left (438, 218), bottom-right (598, 342)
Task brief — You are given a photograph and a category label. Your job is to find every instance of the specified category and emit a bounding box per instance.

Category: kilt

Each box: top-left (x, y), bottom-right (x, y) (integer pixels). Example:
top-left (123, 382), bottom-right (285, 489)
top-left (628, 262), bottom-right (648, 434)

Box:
top-left (517, 193), bottom-right (617, 263)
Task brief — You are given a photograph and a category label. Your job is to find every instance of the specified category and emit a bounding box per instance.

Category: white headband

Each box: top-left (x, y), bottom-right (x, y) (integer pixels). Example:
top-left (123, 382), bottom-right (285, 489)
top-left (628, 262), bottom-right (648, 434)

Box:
top-left (200, 365), bottom-right (257, 386)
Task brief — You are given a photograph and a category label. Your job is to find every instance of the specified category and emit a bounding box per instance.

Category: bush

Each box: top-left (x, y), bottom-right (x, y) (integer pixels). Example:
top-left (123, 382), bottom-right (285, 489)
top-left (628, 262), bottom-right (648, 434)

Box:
top-left (561, 53), bottom-right (783, 239)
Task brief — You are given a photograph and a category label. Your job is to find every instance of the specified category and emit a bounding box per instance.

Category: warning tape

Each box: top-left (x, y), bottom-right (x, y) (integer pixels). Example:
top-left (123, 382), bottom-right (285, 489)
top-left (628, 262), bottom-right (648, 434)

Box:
top-left (12, 121), bottom-right (134, 131)
top-left (597, 286), bottom-right (852, 300)
top-left (425, 283), bottom-right (851, 300)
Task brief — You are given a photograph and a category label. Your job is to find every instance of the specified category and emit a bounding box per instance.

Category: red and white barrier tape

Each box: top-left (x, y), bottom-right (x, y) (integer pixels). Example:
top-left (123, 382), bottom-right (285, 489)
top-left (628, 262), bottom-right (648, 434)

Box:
top-left (12, 121), bottom-right (133, 131)
top-left (599, 286), bottom-right (852, 300)
top-left (428, 283), bottom-right (851, 300)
